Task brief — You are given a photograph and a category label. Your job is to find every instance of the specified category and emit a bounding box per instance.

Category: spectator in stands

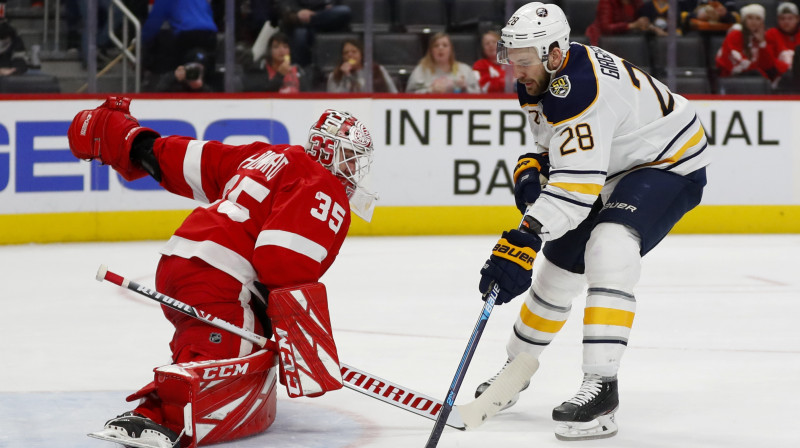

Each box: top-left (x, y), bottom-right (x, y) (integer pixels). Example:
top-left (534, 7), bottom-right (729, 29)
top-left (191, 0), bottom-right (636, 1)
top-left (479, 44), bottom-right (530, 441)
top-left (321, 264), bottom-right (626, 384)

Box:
top-left (716, 4), bottom-right (782, 85)
top-left (154, 49), bottom-right (214, 93)
top-left (472, 30), bottom-right (506, 93)
top-left (766, 2), bottom-right (800, 77)
top-left (682, 0), bottom-right (738, 33)
top-left (261, 32), bottom-right (309, 93)
top-left (585, 0), bottom-right (648, 46)
top-left (277, 0), bottom-right (351, 67)
top-left (327, 38), bottom-right (397, 93)
top-left (637, 0), bottom-right (673, 36)
top-left (406, 32), bottom-right (479, 94)
top-left (0, 19), bottom-right (28, 76)
top-left (142, 0), bottom-right (218, 74)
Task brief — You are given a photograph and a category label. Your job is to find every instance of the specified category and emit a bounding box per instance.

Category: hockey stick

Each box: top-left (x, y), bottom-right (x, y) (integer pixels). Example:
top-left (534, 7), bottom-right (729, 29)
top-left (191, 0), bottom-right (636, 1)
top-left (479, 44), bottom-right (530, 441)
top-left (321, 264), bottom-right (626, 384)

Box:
top-left (457, 351), bottom-right (539, 428)
top-left (423, 282), bottom-right (500, 448)
top-left (95, 265), bottom-right (466, 431)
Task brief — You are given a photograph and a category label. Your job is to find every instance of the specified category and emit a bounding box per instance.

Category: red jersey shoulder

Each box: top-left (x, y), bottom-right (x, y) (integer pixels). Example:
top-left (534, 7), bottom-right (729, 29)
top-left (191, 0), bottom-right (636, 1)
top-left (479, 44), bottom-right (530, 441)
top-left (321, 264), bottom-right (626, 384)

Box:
top-left (236, 144), bottom-right (349, 204)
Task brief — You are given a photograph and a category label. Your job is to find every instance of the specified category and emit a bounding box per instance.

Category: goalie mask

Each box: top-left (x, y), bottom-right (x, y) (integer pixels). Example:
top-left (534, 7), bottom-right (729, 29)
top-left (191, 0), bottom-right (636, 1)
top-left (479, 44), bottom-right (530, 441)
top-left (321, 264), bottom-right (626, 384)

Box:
top-left (497, 2), bottom-right (570, 74)
top-left (306, 110), bottom-right (377, 222)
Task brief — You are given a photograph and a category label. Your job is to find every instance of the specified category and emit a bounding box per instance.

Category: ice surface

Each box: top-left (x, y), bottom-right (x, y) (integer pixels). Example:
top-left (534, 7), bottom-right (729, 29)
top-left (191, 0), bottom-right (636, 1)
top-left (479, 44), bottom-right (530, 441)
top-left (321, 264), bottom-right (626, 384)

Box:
top-left (1, 234), bottom-right (798, 447)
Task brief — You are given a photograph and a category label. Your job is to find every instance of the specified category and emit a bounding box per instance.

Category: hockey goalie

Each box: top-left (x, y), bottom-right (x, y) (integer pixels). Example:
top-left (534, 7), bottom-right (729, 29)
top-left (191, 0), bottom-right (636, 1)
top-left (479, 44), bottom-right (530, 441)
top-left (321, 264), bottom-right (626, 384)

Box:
top-left (67, 97), bottom-right (377, 448)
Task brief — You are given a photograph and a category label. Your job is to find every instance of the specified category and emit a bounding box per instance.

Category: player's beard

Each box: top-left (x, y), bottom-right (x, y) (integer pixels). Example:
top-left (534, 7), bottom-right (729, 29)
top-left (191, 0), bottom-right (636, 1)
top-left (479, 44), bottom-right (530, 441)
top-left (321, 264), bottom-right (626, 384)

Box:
top-left (520, 78), bottom-right (546, 96)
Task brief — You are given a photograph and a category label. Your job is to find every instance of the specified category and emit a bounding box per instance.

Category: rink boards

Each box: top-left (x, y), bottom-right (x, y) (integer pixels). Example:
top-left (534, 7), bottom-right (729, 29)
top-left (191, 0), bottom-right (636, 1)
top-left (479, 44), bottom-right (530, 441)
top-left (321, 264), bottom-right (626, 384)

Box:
top-left (0, 95), bottom-right (798, 243)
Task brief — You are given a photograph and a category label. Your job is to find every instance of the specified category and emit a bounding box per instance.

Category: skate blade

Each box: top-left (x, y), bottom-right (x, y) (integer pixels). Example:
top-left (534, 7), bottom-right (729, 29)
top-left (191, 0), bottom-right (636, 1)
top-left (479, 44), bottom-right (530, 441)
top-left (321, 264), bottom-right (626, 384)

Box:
top-left (554, 413), bottom-right (618, 441)
top-left (88, 430), bottom-right (176, 448)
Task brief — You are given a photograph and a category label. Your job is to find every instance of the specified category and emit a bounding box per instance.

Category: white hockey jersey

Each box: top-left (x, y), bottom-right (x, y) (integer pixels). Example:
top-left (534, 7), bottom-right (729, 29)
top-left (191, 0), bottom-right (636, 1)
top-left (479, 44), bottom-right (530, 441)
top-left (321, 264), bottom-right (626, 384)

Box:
top-left (520, 42), bottom-right (710, 241)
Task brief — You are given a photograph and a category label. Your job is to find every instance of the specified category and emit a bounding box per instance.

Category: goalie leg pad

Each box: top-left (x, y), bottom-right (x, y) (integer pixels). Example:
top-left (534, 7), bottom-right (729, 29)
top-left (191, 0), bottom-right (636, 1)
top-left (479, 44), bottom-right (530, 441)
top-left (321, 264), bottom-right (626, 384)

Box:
top-left (134, 349), bottom-right (279, 447)
top-left (268, 282), bottom-right (343, 398)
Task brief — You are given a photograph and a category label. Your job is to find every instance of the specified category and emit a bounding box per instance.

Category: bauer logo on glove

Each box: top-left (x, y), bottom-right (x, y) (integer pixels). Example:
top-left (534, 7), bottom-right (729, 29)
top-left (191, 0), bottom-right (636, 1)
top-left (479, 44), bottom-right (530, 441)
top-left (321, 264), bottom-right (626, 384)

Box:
top-left (479, 228), bottom-right (542, 305)
top-left (492, 238), bottom-right (536, 268)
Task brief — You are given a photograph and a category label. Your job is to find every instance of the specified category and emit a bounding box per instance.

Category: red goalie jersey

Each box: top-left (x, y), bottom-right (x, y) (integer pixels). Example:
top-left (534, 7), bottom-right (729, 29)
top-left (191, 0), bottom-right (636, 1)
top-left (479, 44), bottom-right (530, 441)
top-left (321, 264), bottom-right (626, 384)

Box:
top-left (155, 137), bottom-right (351, 296)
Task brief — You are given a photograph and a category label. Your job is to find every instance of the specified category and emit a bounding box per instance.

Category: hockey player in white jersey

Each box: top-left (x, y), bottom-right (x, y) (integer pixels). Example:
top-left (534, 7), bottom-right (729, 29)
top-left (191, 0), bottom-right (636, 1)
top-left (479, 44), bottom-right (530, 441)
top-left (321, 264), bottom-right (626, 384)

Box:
top-left (474, 2), bottom-right (710, 441)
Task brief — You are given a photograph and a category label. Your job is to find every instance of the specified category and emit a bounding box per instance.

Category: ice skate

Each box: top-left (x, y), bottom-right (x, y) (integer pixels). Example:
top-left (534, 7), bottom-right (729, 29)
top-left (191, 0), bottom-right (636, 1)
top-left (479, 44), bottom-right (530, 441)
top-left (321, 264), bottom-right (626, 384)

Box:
top-left (474, 358), bottom-right (530, 412)
top-left (552, 373), bottom-right (618, 441)
top-left (88, 411), bottom-right (180, 448)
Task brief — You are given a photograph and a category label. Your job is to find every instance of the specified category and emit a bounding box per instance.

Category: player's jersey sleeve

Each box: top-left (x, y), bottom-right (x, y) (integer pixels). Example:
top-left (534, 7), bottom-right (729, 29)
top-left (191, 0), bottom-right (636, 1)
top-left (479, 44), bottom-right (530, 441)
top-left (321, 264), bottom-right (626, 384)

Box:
top-left (528, 43), bottom-right (709, 241)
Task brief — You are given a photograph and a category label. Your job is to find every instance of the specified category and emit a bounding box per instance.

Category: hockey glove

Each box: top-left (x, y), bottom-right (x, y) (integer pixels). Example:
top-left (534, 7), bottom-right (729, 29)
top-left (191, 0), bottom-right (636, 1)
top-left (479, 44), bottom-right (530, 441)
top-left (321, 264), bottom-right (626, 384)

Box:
top-left (479, 228), bottom-right (542, 305)
top-left (68, 96), bottom-right (160, 181)
top-left (513, 152), bottom-right (549, 214)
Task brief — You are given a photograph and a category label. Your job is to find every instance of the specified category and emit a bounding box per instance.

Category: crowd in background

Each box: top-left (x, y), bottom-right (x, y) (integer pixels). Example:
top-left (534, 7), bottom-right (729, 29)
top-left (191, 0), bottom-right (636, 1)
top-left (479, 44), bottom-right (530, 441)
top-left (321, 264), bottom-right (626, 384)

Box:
top-left (1, 0), bottom-right (800, 94)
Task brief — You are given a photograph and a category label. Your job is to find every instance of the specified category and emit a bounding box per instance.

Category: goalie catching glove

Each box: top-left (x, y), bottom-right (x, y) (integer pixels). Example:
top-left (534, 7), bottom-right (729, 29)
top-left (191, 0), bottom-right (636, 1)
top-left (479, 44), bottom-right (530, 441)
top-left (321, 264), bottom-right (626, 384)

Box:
top-left (67, 96), bottom-right (160, 181)
top-left (513, 152), bottom-right (549, 214)
top-left (479, 223), bottom-right (542, 305)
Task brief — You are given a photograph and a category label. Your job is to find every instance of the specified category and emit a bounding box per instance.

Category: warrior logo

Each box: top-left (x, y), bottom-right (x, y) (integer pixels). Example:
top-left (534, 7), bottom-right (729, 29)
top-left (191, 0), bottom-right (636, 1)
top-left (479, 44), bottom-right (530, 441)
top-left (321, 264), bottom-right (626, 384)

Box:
top-left (209, 332), bottom-right (222, 343)
top-left (549, 75), bottom-right (571, 98)
top-left (536, 7), bottom-right (548, 17)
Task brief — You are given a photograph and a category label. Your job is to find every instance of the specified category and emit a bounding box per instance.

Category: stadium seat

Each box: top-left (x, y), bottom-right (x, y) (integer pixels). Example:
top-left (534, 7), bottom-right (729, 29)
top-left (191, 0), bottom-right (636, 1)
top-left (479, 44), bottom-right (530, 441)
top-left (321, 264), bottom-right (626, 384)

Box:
top-left (599, 35), bottom-right (650, 69)
top-left (374, 33), bottom-right (425, 69)
top-left (674, 75), bottom-right (711, 94)
top-left (652, 35), bottom-right (710, 79)
top-left (397, 0), bottom-right (447, 33)
top-left (450, 0), bottom-right (505, 28)
top-left (562, 0), bottom-right (600, 36)
top-left (655, 35), bottom-right (708, 71)
top-left (0, 72), bottom-right (60, 94)
top-left (717, 76), bottom-right (771, 94)
top-left (571, 34), bottom-right (591, 46)
top-left (342, 0), bottom-right (391, 33)
top-left (449, 33), bottom-right (480, 66)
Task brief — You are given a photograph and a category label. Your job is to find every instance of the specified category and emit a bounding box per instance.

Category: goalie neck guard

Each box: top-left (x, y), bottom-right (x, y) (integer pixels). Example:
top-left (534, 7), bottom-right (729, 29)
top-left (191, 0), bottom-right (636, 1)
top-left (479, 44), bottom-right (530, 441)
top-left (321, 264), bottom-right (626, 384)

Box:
top-left (305, 109), bottom-right (377, 222)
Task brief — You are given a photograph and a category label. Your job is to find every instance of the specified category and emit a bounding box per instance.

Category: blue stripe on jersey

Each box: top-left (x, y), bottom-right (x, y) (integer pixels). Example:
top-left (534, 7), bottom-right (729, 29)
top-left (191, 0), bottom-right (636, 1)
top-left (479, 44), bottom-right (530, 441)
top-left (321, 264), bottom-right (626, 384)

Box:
top-left (542, 190), bottom-right (596, 207)
top-left (550, 169), bottom-right (608, 176)
top-left (542, 44), bottom-right (598, 125)
top-left (655, 115), bottom-right (698, 162)
top-left (666, 141), bottom-right (708, 171)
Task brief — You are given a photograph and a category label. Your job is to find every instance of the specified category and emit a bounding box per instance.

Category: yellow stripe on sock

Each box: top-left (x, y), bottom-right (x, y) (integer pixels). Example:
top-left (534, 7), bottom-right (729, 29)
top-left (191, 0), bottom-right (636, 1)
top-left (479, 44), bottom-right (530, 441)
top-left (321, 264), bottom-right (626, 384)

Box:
top-left (583, 307), bottom-right (635, 328)
top-left (520, 303), bottom-right (567, 333)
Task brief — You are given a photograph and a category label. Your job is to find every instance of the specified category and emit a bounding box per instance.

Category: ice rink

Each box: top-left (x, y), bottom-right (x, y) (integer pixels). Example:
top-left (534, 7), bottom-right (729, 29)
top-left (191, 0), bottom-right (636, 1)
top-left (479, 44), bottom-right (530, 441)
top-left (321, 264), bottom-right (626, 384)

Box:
top-left (1, 234), bottom-right (799, 448)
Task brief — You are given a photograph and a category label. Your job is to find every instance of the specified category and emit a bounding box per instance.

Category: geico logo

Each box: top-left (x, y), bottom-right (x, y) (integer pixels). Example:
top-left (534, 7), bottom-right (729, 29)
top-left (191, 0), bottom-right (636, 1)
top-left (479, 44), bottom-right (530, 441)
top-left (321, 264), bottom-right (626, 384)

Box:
top-left (493, 243), bottom-right (534, 265)
top-left (2, 118), bottom-right (289, 194)
top-left (202, 362), bottom-right (250, 380)
top-left (341, 366), bottom-right (443, 417)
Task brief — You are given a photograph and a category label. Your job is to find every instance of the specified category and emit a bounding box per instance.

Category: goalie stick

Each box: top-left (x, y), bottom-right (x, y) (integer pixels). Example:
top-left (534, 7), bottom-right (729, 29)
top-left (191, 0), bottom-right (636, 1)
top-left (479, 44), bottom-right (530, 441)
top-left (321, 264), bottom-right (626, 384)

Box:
top-left (424, 282), bottom-right (500, 448)
top-left (95, 265), bottom-right (466, 431)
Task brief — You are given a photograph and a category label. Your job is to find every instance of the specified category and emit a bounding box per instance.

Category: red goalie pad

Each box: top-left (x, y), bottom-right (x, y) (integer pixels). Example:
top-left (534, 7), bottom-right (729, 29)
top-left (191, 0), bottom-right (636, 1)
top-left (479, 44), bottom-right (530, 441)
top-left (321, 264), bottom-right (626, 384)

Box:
top-left (268, 283), bottom-right (343, 398)
top-left (148, 349), bottom-right (279, 447)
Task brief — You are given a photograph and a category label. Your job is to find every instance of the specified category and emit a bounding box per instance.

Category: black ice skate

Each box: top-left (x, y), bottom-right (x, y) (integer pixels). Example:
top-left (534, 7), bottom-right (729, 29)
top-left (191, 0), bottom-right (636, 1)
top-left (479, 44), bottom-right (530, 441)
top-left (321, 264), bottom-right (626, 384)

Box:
top-left (87, 411), bottom-right (181, 448)
top-left (474, 358), bottom-right (530, 412)
top-left (552, 373), bottom-right (619, 441)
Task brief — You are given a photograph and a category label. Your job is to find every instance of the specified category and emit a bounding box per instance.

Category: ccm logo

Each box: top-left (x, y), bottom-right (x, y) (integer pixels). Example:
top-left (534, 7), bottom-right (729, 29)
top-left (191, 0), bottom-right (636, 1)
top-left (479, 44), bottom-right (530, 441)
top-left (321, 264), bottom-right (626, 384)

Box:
top-left (202, 363), bottom-right (249, 380)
